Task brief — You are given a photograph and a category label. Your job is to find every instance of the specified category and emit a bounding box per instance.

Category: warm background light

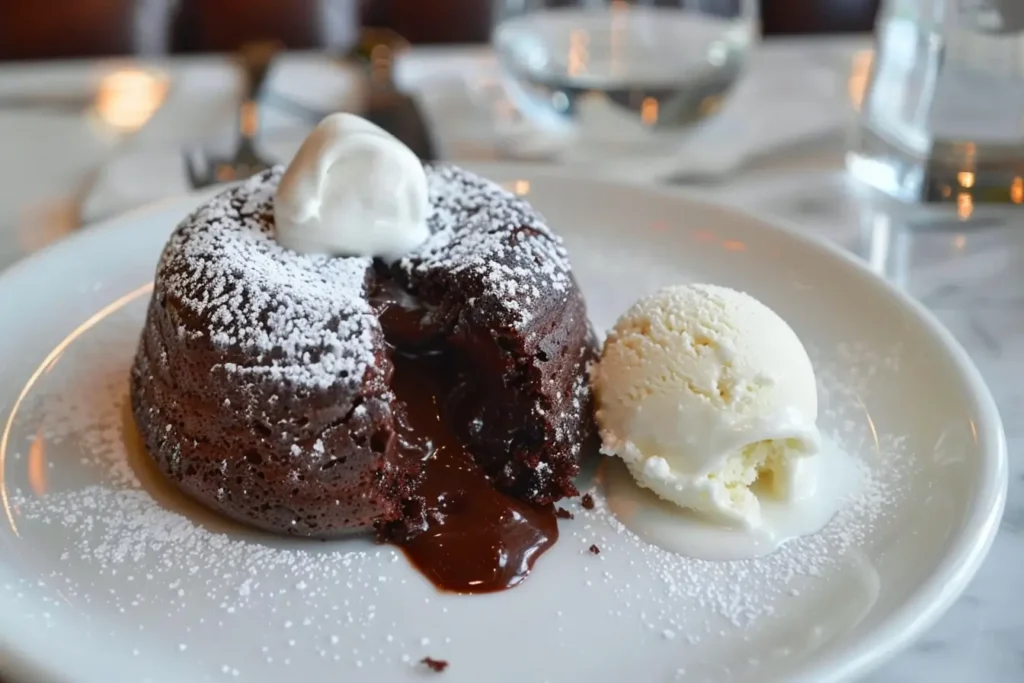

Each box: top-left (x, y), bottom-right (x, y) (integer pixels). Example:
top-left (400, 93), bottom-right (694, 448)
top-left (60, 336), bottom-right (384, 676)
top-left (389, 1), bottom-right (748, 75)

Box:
top-left (92, 68), bottom-right (169, 133)
top-left (956, 192), bottom-right (974, 220)
top-left (847, 49), bottom-right (873, 111)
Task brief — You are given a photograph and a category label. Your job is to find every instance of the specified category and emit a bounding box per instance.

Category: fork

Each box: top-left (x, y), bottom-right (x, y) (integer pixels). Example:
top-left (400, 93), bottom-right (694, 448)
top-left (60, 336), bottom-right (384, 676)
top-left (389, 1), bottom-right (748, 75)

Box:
top-left (184, 41), bottom-right (280, 189)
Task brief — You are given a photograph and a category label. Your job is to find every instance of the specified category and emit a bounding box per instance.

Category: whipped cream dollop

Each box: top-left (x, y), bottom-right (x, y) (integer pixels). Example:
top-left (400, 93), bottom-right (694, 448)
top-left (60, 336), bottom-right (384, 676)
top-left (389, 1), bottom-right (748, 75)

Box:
top-left (274, 113), bottom-right (430, 260)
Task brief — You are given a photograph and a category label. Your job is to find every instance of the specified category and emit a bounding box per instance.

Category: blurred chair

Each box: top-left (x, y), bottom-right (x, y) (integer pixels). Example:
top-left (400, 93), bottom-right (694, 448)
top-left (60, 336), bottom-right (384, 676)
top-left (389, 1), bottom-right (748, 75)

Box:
top-left (362, 0), bottom-right (878, 43)
top-left (762, 0), bottom-right (879, 33)
top-left (177, 0), bottom-right (358, 53)
top-left (0, 0), bottom-right (178, 60)
top-left (362, 0), bottom-right (493, 44)
top-left (0, 0), bottom-right (880, 60)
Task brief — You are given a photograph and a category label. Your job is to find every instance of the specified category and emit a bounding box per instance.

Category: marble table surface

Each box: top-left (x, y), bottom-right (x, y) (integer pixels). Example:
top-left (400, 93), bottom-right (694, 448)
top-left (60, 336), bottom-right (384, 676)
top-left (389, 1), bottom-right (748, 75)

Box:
top-left (0, 37), bottom-right (1021, 682)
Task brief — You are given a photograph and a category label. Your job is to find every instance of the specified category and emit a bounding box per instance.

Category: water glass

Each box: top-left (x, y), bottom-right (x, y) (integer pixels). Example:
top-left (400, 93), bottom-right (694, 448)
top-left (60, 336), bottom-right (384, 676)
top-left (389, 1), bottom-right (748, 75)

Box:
top-left (848, 0), bottom-right (1024, 205)
top-left (491, 0), bottom-right (759, 154)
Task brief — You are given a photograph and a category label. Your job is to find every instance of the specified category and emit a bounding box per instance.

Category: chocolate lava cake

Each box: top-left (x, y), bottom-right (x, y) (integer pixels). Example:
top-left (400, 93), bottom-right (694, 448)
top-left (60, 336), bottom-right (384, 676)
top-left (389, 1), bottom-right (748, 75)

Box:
top-left (130, 165), bottom-right (596, 552)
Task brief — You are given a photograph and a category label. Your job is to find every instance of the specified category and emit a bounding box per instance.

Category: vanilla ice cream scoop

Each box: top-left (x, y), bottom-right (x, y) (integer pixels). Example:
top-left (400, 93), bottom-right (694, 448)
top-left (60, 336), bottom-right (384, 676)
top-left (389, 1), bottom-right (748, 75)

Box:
top-left (274, 113), bottom-right (430, 260)
top-left (591, 284), bottom-right (821, 528)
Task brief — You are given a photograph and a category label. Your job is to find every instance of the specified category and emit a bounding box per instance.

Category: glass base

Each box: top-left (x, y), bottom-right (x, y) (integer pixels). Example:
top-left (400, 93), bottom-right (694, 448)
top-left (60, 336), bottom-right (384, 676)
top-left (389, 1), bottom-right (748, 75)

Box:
top-left (847, 123), bottom-right (1024, 205)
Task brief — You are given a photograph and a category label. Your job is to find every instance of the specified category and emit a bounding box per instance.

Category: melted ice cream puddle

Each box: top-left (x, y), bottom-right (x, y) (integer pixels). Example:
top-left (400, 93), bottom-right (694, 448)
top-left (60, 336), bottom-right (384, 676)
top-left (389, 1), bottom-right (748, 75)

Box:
top-left (600, 435), bottom-right (863, 560)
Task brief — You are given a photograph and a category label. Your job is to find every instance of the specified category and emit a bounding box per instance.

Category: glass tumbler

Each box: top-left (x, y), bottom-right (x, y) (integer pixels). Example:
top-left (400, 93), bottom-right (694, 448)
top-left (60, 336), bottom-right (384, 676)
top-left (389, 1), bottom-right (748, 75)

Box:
top-left (848, 0), bottom-right (1024, 205)
top-left (491, 0), bottom-right (759, 156)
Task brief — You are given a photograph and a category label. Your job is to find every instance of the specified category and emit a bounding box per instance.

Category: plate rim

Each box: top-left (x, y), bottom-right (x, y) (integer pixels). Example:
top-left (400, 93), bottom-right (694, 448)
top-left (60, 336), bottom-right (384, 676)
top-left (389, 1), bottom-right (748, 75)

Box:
top-left (0, 164), bottom-right (1008, 683)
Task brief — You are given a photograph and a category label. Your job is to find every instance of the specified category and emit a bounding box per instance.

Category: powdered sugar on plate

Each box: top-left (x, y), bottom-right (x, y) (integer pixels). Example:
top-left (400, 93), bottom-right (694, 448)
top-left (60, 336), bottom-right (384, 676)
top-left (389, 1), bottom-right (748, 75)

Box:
top-left (555, 344), bottom-right (915, 636)
top-left (3, 294), bottom-right (919, 680)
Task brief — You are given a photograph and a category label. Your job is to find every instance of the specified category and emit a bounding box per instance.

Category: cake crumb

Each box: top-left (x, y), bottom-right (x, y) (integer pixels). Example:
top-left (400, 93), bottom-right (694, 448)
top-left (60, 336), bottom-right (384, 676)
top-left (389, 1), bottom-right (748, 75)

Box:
top-left (555, 507), bottom-right (574, 520)
top-left (581, 493), bottom-right (595, 509)
top-left (589, 544), bottom-right (601, 555)
top-left (421, 657), bottom-right (449, 673)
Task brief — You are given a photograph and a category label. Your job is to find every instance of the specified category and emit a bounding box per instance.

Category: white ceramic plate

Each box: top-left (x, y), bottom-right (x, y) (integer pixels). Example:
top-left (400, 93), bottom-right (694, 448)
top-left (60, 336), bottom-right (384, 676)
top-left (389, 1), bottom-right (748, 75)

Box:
top-left (0, 166), bottom-right (1006, 683)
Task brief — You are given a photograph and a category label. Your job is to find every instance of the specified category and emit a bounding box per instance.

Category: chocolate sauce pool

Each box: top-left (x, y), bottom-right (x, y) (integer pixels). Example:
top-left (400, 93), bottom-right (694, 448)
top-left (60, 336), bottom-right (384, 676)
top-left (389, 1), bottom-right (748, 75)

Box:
top-left (374, 281), bottom-right (559, 594)
top-left (389, 351), bottom-right (558, 594)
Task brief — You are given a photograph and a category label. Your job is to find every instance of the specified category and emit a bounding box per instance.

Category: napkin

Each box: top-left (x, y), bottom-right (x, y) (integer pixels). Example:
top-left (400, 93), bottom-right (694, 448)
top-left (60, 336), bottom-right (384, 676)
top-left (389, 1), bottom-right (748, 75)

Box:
top-left (81, 45), bottom-right (853, 223)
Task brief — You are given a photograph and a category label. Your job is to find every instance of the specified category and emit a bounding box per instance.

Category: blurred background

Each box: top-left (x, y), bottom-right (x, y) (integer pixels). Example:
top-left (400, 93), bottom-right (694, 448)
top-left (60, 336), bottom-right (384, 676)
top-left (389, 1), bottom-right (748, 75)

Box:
top-left (2, 4), bottom-right (1024, 683)
top-left (0, 0), bottom-right (880, 60)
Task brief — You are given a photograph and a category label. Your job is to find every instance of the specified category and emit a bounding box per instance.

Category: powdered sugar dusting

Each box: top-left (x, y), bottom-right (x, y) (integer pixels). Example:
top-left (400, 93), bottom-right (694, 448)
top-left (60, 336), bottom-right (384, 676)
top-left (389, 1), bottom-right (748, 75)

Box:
top-left (7, 312), bottom-right (439, 671)
top-left (157, 165), bottom-right (577, 392)
top-left (564, 342), bottom-right (917, 634)
top-left (159, 168), bottom-right (378, 391)
top-left (569, 451), bottom-right (903, 631)
top-left (400, 165), bottom-right (573, 330)
top-left (6, 299), bottom-right (919, 679)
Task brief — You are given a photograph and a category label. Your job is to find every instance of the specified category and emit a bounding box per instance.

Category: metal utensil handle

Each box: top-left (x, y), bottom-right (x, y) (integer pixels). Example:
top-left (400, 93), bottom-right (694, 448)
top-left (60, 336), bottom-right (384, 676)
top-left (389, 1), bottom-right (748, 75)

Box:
top-left (237, 41), bottom-right (281, 143)
top-left (240, 40), bottom-right (281, 101)
top-left (347, 28), bottom-right (410, 88)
